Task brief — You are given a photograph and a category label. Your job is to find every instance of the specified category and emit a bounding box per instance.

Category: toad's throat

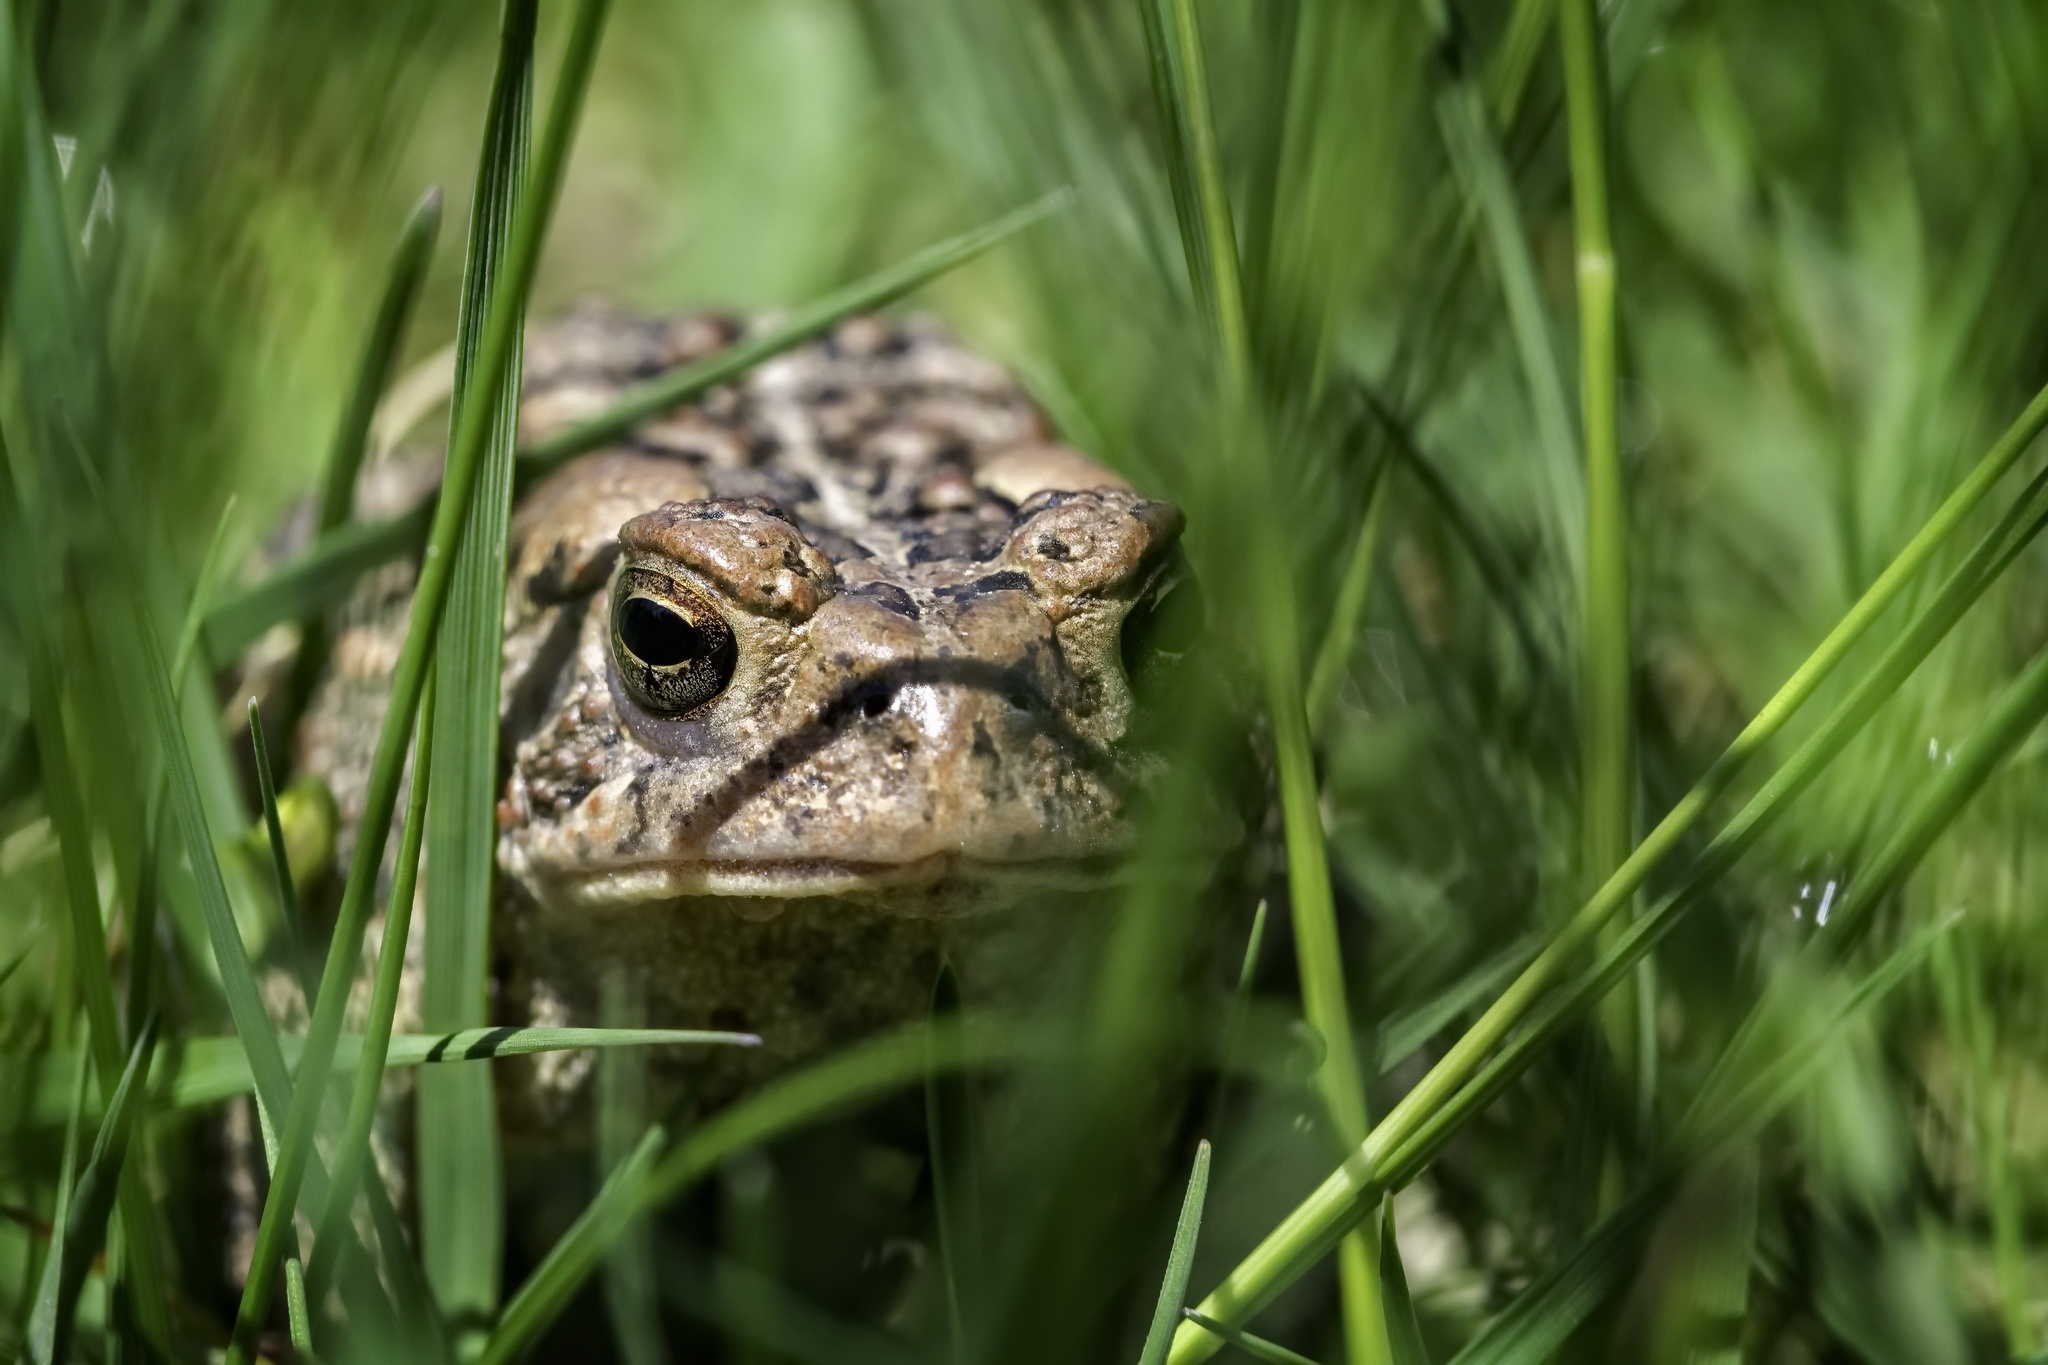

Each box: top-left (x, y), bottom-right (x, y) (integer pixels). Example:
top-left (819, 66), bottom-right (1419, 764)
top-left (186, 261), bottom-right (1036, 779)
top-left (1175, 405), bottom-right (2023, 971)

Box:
top-left (520, 851), bottom-right (1127, 908)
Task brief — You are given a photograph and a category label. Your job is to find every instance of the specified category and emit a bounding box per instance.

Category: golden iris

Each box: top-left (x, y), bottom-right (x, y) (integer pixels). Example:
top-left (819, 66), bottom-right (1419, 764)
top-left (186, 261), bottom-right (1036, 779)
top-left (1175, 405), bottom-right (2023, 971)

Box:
top-left (609, 567), bottom-right (737, 715)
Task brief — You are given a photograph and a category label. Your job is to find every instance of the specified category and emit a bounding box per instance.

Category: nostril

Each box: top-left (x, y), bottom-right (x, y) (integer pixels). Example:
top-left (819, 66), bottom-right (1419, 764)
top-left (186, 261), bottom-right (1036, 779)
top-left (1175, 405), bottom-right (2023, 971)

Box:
top-left (855, 682), bottom-right (896, 719)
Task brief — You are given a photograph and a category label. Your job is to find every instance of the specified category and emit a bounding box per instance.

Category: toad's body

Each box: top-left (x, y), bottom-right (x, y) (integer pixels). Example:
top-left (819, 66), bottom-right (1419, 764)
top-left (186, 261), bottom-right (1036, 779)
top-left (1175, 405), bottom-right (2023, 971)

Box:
top-left (299, 307), bottom-right (1183, 1091)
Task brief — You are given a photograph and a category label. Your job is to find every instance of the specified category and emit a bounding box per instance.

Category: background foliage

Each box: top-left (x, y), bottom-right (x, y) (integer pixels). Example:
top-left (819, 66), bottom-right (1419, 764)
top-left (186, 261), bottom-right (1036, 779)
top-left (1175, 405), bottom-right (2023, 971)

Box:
top-left (4, 0), bottom-right (2048, 1361)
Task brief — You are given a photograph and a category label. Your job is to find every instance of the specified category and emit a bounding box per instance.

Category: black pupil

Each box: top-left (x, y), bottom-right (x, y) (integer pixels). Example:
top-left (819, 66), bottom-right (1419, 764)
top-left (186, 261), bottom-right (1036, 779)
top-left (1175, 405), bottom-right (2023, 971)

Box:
top-left (620, 597), bottom-right (702, 667)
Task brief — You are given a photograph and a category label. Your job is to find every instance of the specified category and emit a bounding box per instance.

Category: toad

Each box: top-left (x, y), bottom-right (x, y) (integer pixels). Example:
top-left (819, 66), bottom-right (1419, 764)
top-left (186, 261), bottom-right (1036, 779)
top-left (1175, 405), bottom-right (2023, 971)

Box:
top-left (297, 305), bottom-right (1190, 1101)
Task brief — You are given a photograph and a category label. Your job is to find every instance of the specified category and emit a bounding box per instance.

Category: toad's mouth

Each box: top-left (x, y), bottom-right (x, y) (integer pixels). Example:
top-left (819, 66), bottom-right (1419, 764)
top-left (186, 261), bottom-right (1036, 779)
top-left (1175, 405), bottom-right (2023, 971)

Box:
top-left (514, 852), bottom-right (1127, 911)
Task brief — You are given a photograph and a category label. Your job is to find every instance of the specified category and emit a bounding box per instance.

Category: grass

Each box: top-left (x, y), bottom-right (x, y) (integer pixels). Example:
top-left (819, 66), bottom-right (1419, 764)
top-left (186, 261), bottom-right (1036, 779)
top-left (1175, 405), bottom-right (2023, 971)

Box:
top-left (7, 1), bottom-right (2048, 1362)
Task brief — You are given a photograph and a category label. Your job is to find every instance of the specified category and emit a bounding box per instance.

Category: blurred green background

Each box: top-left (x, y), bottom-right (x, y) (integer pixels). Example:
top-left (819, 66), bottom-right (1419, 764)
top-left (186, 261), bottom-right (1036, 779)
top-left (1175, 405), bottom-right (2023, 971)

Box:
top-left (8, 0), bottom-right (2048, 1361)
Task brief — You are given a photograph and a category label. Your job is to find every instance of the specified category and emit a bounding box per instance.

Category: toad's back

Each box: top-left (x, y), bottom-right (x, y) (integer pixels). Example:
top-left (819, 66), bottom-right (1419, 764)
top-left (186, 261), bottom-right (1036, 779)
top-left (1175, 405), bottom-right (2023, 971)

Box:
top-left (298, 306), bottom-right (1186, 1093)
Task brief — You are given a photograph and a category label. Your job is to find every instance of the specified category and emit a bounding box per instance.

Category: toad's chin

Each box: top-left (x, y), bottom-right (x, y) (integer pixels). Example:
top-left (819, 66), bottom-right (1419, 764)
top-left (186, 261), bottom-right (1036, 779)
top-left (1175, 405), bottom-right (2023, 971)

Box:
top-left (504, 851), bottom-right (1128, 916)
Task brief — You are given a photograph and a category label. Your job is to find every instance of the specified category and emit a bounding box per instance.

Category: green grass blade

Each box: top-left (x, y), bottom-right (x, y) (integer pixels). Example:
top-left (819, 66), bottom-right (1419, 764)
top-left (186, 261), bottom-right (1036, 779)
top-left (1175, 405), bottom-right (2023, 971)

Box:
top-left (599, 967), bottom-right (663, 1365)
top-left (305, 668), bottom-right (436, 1314)
top-left (225, 1), bottom-right (613, 1355)
top-left (1432, 61), bottom-right (1583, 585)
top-left (1684, 914), bottom-right (1960, 1160)
top-left (926, 962), bottom-right (981, 1364)
top-left (317, 186), bottom-right (444, 535)
top-left (129, 542), bottom-right (298, 1137)
top-left (484, 1014), bottom-right (1034, 1363)
top-left (172, 493), bottom-right (239, 683)
top-left (1442, 916), bottom-right (1954, 1365)
top-left (1138, 5), bottom-right (1386, 1358)
top-left (485, 1120), bottom-right (667, 1365)
top-left (24, 1046), bottom-right (91, 1365)
top-left (1135, 0), bottom-right (1248, 383)
top-left (1181, 1310), bottom-right (1324, 1365)
top-left (1138, 1140), bottom-right (1213, 1365)
top-left (1169, 376), bottom-right (2048, 1364)
top-left (1814, 647), bottom-right (2048, 955)
top-left (16, 1026), bottom-right (763, 1129)
top-left (0, 928), bottom-right (40, 992)
top-left (0, 464), bottom-right (175, 1354)
top-left (202, 503), bottom-right (433, 662)
top-left (1379, 1207), bottom-right (1429, 1365)
top-left (1558, 0), bottom-right (1627, 864)
top-left (1559, 0), bottom-right (1642, 1126)
top-left (27, 1017), bottom-right (158, 1365)
top-left (661, 1245), bottom-right (921, 1365)
top-left (1374, 935), bottom-right (1540, 1077)
top-left (1370, 468), bottom-right (2048, 1190)
top-left (1305, 455), bottom-right (1391, 730)
top-left (1443, 1185), bottom-right (1663, 1365)
top-left (1208, 899), bottom-right (1270, 1124)
top-left (1485, 0), bottom-right (1553, 124)
top-left (287, 186), bottom-right (444, 721)
top-left (516, 190), bottom-right (1072, 475)
top-left (416, 0), bottom-right (536, 1335)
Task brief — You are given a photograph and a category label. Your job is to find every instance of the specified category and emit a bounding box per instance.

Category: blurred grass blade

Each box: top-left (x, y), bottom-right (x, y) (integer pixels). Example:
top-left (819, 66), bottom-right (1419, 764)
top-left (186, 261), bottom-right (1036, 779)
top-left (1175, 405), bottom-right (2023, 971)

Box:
top-left (1443, 916), bottom-right (1954, 1365)
top-left (202, 503), bottom-right (433, 661)
top-left (486, 1014), bottom-right (1033, 1362)
top-left (1181, 1310), bottom-right (1324, 1365)
top-left (1373, 463), bottom-right (2048, 1189)
top-left (1208, 898), bottom-right (1269, 1124)
top-left (1686, 917), bottom-right (1958, 1163)
top-left (1430, 27), bottom-right (1582, 585)
top-left (287, 186), bottom-right (444, 719)
top-left (1487, 0), bottom-right (1554, 123)
top-left (27, 1018), bottom-right (159, 1365)
top-left (0, 929), bottom-right (39, 992)
top-left (486, 1120), bottom-right (668, 1365)
top-left (1168, 375), bottom-right (2048, 1363)
top-left (1135, 0), bottom-right (1248, 380)
top-left (1444, 1184), bottom-right (1663, 1365)
top-left (926, 962), bottom-right (981, 1364)
top-left (1305, 453), bottom-right (1391, 729)
top-left (173, 493), bottom-right (239, 683)
top-left (226, 0), bottom-right (613, 1355)
top-left (666, 1245), bottom-right (921, 1365)
top-left (0, 463), bottom-right (175, 1353)
top-left (318, 186), bottom-right (445, 535)
top-left (1559, 0), bottom-right (1642, 1128)
top-left (1815, 653), bottom-right (2048, 955)
top-left (1138, 1140), bottom-right (1213, 1365)
top-left (518, 189), bottom-right (1072, 473)
top-left (24, 1047), bottom-right (91, 1365)
top-left (418, 0), bottom-right (536, 1335)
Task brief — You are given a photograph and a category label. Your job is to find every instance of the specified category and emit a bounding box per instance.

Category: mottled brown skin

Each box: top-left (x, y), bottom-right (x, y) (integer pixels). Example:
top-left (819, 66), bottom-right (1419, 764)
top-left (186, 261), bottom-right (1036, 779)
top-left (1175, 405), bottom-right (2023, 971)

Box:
top-left (301, 305), bottom-right (1185, 1105)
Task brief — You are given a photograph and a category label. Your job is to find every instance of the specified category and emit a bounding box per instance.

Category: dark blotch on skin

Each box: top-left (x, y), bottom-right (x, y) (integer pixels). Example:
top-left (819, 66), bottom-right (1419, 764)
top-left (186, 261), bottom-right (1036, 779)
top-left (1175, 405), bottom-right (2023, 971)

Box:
top-left (851, 583), bottom-right (920, 619)
top-left (972, 571), bottom-right (1032, 595)
top-left (1035, 534), bottom-right (1071, 561)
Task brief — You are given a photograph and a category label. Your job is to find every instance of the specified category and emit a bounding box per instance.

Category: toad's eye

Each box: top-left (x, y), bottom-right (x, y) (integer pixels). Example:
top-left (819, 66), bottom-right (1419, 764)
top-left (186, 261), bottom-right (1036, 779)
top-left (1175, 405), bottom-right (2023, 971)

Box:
top-left (609, 568), bottom-right (737, 715)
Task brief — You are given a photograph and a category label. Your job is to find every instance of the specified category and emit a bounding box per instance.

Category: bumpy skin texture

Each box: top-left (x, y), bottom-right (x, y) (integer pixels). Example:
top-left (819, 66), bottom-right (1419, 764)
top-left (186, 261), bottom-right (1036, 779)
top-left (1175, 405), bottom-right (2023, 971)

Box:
top-left (300, 305), bottom-right (1184, 1104)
